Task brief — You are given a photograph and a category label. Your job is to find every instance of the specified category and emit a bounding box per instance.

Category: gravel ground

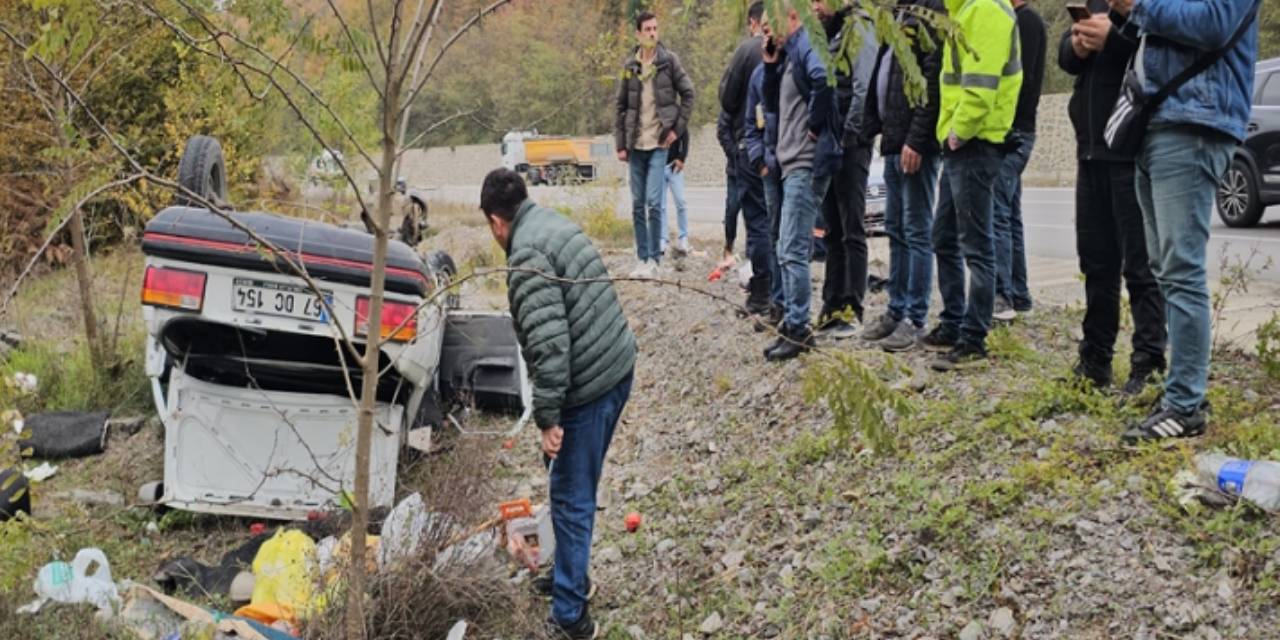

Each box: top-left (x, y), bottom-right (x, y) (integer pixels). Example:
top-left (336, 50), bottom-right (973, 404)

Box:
top-left (478, 228), bottom-right (1280, 639)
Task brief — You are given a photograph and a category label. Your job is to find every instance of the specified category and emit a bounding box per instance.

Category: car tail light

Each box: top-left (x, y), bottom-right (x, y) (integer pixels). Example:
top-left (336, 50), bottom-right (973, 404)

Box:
top-left (142, 266), bottom-right (206, 311)
top-left (355, 296), bottom-right (418, 342)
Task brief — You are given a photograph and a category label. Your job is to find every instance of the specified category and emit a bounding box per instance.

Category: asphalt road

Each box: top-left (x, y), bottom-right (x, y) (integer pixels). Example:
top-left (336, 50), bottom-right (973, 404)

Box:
top-left (673, 186), bottom-right (1280, 283)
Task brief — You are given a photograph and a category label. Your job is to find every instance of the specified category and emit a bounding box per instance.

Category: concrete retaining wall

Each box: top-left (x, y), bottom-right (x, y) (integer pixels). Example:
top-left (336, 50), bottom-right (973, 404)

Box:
top-left (394, 93), bottom-right (1079, 191)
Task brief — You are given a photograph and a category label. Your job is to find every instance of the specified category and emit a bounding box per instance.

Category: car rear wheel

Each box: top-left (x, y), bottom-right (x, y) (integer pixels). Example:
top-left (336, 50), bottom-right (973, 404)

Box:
top-left (427, 250), bottom-right (459, 309)
top-left (1217, 159), bottom-right (1264, 228)
top-left (174, 135), bottom-right (229, 208)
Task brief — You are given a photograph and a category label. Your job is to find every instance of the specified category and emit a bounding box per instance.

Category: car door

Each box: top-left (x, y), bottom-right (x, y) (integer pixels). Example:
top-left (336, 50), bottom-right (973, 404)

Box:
top-left (1249, 71), bottom-right (1280, 201)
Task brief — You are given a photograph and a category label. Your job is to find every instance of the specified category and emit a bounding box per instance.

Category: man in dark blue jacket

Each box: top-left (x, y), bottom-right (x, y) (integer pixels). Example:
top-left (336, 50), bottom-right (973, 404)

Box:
top-left (1107, 0), bottom-right (1259, 443)
top-left (1059, 0), bottom-right (1167, 394)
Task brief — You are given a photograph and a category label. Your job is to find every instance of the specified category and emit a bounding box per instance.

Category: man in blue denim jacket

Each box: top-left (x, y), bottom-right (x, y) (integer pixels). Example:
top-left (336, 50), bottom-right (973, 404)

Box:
top-left (1106, 0), bottom-right (1259, 443)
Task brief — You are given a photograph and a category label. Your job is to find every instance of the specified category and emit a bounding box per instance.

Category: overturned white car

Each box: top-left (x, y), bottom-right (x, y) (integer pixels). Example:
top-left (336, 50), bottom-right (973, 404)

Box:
top-left (139, 136), bottom-right (527, 520)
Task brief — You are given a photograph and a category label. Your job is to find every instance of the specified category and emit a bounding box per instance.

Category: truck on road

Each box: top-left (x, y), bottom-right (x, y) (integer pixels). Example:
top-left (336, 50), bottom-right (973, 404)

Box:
top-left (501, 130), bottom-right (611, 186)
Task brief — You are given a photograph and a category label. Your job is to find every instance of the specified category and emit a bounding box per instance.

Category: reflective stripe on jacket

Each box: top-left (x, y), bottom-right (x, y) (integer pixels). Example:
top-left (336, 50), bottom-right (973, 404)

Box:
top-left (937, 0), bottom-right (1023, 145)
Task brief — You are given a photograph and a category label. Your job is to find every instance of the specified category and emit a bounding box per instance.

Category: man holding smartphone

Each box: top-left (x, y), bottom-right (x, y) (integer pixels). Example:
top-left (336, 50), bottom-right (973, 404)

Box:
top-left (1058, 1), bottom-right (1168, 395)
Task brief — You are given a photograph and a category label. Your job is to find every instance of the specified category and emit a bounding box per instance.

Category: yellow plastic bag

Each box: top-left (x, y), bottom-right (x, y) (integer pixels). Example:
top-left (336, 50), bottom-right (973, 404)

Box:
top-left (234, 529), bottom-right (317, 628)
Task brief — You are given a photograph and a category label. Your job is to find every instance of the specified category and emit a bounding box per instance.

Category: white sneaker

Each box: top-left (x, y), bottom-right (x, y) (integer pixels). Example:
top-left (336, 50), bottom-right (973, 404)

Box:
top-left (629, 261), bottom-right (651, 279)
top-left (993, 296), bottom-right (1017, 323)
top-left (675, 238), bottom-right (691, 256)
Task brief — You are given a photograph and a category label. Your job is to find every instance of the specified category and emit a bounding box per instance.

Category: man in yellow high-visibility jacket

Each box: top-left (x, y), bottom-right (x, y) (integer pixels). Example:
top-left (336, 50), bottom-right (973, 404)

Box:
top-left (923, 0), bottom-right (1023, 371)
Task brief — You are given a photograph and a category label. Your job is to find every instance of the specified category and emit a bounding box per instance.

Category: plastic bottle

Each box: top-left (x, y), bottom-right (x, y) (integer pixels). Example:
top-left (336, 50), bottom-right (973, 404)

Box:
top-left (1195, 453), bottom-right (1280, 512)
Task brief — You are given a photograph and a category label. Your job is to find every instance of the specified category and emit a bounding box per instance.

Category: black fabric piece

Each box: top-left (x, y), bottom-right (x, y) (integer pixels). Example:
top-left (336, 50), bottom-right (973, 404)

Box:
top-left (155, 533), bottom-right (270, 598)
top-left (0, 468), bottom-right (30, 521)
top-left (18, 411), bottom-right (109, 459)
top-left (1012, 5), bottom-right (1047, 134)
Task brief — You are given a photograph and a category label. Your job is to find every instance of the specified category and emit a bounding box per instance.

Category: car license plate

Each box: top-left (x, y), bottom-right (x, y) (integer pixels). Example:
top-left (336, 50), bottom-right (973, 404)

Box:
top-left (232, 279), bottom-right (331, 323)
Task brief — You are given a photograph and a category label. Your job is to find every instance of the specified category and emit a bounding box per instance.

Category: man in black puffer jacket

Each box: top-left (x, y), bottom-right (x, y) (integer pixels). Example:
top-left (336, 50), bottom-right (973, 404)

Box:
top-left (860, 0), bottom-right (946, 353)
top-left (1059, 0), bottom-right (1167, 393)
top-left (480, 169), bottom-right (636, 640)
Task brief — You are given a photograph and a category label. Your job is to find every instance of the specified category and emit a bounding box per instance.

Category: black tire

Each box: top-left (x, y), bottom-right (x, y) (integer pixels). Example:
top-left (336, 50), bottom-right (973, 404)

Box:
top-left (1217, 158), bottom-right (1264, 228)
top-left (427, 250), bottom-right (459, 309)
top-left (174, 135), bottom-right (228, 207)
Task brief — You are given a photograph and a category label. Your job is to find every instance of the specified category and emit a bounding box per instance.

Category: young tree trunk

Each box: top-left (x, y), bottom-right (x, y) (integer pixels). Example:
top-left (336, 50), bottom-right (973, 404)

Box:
top-left (346, 28), bottom-right (408, 640)
top-left (67, 205), bottom-right (101, 371)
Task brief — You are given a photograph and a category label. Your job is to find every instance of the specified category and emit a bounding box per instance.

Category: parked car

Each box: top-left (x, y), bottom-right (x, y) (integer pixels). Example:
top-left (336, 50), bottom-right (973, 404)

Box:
top-left (865, 153), bottom-right (888, 235)
top-left (1217, 57), bottom-right (1280, 228)
top-left (140, 136), bottom-right (528, 520)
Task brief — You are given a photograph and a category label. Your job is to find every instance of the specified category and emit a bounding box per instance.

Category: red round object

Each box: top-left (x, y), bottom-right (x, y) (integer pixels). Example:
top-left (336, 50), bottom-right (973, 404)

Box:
top-left (624, 512), bottom-right (642, 532)
top-left (249, 522), bottom-right (266, 536)
top-left (502, 439), bottom-right (515, 450)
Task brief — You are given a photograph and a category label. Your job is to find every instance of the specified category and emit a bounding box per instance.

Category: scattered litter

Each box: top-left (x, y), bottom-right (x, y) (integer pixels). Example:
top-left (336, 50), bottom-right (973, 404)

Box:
top-left (379, 492), bottom-right (433, 568)
top-left (446, 620), bottom-right (469, 640)
top-left (20, 548), bottom-right (120, 619)
top-left (406, 426), bottom-right (433, 453)
top-left (1193, 453), bottom-right (1280, 512)
top-left (11, 417), bottom-right (22, 435)
top-left (736, 261), bottom-right (753, 289)
top-left (23, 461), bottom-right (57, 482)
top-left (504, 502), bottom-right (554, 571)
top-left (155, 533), bottom-right (270, 601)
top-left (250, 522), bottom-right (268, 536)
top-left (119, 583), bottom-right (290, 640)
top-left (625, 511), bottom-right (642, 533)
top-left (1, 467), bottom-right (31, 521)
top-left (18, 411), bottom-right (110, 459)
top-left (233, 529), bottom-right (319, 629)
top-left (9, 371), bottom-right (38, 393)
top-left (707, 266), bottom-right (724, 282)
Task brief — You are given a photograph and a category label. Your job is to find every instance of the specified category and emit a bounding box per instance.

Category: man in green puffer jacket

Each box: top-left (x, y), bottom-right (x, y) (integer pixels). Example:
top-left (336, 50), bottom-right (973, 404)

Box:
top-left (479, 168), bottom-right (635, 640)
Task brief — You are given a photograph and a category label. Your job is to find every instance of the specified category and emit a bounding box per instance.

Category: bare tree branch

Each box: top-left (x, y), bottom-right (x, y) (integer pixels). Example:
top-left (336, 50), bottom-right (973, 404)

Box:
top-left (397, 0), bottom-right (514, 122)
top-left (396, 108), bottom-right (474, 157)
top-left (323, 0), bottom-right (385, 102)
top-left (0, 173), bottom-right (144, 317)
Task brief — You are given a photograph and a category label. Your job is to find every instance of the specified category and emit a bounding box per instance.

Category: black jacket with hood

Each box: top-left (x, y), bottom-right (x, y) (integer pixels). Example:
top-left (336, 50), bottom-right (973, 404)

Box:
top-left (1057, 0), bottom-right (1138, 162)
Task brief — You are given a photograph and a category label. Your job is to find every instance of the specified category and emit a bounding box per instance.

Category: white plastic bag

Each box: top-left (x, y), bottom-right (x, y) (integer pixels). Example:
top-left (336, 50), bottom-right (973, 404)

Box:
top-left (20, 548), bottom-right (120, 618)
top-left (379, 493), bottom-right (434, 567)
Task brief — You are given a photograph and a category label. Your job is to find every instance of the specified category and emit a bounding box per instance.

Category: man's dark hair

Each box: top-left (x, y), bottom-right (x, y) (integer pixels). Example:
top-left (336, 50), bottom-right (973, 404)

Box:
top-left (634, 10), bottom-right (657, 31)
top-left (480, 168), bottom-right (528, 221)
top-left (747, 1), bottom-right (764, 23)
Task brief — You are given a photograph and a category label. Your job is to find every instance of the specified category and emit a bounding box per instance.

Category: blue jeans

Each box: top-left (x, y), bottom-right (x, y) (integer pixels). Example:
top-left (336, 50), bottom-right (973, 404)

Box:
top-left (932, 144), bottom-right (1002, 347)
top-left (993, 131), bottom-right (1035, 310)
top-left (778, 168), bottom-right (831, 331)
top-left (763, 170), bottom-right (784, 307)
top-left (1135, 126), bottom-right (1234, 414)
top-left (658, 165), bottom-right (689, 250)
top-left (549, 372), bottom-right (633, 626)
top-left (629, 149), bottom-right (667, 263)
top-left (883, 152), bottom-right (941, 328)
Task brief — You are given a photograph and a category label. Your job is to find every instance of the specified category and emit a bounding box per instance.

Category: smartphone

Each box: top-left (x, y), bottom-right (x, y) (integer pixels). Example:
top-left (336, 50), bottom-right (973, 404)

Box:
top-left (1067, 3), bottom-right (1091, 22)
